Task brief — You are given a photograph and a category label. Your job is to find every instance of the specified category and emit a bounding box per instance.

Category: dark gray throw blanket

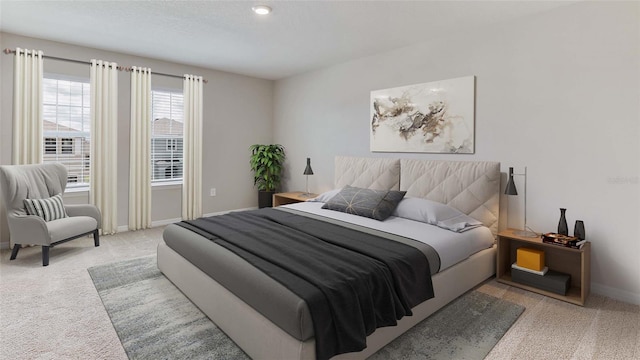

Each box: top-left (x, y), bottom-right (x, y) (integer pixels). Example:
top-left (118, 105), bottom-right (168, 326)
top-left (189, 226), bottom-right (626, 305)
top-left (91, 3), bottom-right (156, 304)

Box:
top-left (179, 208), bottom-right (433, 360)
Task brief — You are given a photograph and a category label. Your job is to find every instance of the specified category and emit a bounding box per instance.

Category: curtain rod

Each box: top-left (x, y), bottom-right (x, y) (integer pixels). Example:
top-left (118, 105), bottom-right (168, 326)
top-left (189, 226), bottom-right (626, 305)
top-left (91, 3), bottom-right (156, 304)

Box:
top-left (3, 48), bottom-right (208, 84)
top-left (120, 66), bottom-right (208, 84)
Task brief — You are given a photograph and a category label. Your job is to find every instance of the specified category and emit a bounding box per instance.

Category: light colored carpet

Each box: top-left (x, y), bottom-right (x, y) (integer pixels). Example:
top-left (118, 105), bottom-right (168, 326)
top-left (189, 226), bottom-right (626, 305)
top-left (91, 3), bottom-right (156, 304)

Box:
top-left (88, 256), bottom-right (523, 360)
top-left (368, 291), bottom-right (523, 359)
top-left (89, 256), bottom-right (248, 360)
top-left (1, 226), bottom-right (639, 360)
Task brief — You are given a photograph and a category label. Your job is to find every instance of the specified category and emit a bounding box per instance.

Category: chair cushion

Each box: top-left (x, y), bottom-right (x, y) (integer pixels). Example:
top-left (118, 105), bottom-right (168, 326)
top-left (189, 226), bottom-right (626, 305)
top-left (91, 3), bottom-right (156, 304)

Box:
top-left (24, 194), bottom-right (68, 222)
top-left (47, 216), bottom-right (97, 243)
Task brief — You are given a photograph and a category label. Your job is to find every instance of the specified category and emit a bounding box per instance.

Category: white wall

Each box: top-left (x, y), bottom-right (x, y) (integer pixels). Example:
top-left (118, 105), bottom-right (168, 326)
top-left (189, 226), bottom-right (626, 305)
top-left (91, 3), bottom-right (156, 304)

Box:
top-left (0, 32), bottom-right (274, 243)
top-left (274, 2), bottom-right (640, 304)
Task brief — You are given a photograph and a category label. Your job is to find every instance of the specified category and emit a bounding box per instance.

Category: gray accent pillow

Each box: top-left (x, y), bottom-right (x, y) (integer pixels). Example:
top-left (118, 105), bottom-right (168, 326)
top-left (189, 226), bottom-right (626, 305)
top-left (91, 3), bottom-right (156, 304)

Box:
top-left (321, 185), bottom-right (406, 221)
top-left (24, 193), bottom-right (68, 222)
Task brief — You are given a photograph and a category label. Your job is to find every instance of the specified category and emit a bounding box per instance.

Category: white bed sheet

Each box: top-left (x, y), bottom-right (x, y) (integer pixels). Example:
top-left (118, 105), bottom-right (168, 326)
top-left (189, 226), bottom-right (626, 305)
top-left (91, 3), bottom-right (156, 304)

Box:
top-left (282, 201), bottom-right (494, 271)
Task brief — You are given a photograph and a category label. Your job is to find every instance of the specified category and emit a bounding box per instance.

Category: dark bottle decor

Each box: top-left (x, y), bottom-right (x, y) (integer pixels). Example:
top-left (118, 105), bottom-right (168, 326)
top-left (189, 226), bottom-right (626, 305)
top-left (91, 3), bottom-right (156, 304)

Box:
top-left (574, 220), bottom-right (585, 240)
top-left (558, 208), bottom-right (568, 235)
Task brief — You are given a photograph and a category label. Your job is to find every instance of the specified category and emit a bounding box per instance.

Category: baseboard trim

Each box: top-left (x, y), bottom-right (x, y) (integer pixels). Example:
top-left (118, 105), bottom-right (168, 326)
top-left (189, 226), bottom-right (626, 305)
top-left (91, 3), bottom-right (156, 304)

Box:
top-left (592, 282), bottom-right (640, 305)
top-left (117, 217), bottom-right (183, 233)
top-left (202, 207), bottom-right (257, 218)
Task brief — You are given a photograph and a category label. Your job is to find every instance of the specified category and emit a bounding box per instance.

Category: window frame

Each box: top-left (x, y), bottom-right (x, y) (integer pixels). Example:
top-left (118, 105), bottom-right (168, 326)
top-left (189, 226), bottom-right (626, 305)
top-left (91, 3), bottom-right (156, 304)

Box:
top-left (150, 87), bottom-right (184, 185)
top-left (42, 73), bottom-right (92, 190)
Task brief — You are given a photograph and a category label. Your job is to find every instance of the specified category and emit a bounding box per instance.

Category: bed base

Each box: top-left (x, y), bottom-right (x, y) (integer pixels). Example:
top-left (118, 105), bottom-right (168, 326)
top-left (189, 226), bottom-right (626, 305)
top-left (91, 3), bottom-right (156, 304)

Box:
top-left (157, 241), bottom-right (496, 360)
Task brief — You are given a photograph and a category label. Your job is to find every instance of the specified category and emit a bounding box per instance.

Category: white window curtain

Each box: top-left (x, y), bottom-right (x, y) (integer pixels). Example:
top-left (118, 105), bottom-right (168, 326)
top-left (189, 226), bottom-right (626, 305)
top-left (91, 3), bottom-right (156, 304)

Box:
top-left (13, 48), bottom-right (44, 165)
top-left (129, 67), bottom-right (152, 230)
top-left (90, 60), bottom-right (118, 235)
top-left (182, 75), bottom-right (203, 220)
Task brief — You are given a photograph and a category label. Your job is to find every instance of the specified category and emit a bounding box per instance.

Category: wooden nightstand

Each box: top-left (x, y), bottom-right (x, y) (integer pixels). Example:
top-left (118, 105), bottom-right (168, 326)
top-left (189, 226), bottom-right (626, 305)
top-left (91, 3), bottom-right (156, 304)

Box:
top-left (496, 228), bottom-right (591, 306)
top-left (272, 191), bottom-right (318, 207)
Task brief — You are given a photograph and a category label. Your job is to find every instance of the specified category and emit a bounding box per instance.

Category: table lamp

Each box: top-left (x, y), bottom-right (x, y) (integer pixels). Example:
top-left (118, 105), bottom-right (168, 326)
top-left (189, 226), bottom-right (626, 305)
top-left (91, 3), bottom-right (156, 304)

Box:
top-left (505, 166), bottom-right (537, 237)
top-left (302, 158), bottom-right (314, 197)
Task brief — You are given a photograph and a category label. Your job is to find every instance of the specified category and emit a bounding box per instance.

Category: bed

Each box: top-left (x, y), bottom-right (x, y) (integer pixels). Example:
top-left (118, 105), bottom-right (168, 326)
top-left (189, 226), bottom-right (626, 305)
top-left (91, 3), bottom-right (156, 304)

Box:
top-left (157, 157), bottom-right (500, 359)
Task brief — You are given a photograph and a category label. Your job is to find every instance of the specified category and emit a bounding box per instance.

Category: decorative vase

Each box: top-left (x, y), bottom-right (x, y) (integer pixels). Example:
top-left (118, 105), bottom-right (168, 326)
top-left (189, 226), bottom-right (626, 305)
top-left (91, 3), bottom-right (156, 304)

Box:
top-left (574, 220), bottom-right (585, 240)
top-left (558, 208), bottom-right (568, 235)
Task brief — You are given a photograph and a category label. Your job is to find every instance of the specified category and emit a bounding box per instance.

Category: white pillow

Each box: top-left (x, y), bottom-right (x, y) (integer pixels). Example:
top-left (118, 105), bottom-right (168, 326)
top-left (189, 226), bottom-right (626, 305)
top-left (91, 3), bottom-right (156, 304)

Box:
top-left (307, 188), bottom-right (341, 202)
top-left (392, 197), bottom-right (482, 233)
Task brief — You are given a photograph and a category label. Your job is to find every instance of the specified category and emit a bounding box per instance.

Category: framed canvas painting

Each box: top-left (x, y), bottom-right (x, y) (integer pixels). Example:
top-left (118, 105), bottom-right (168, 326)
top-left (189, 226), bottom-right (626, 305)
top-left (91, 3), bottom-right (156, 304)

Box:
top-left (370, 76), bottom-right (475, 153)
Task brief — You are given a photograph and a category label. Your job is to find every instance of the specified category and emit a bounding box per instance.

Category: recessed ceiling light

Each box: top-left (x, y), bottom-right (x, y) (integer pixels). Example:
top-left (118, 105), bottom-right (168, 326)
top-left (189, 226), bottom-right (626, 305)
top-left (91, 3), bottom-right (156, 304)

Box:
top-left (252, 5), bottom-right (272, 15)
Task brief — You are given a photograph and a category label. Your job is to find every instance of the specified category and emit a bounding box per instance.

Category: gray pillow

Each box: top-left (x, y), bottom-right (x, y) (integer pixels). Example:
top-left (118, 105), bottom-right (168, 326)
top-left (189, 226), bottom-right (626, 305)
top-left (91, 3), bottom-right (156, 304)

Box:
top-left (308, 188), bottom-right (341, 203)
top-left (24, 193), bottom-right (68, 222)
top-left (392, 197), bottom-right (482, 232)
top-left (321, 185), bottom-right (406, 221)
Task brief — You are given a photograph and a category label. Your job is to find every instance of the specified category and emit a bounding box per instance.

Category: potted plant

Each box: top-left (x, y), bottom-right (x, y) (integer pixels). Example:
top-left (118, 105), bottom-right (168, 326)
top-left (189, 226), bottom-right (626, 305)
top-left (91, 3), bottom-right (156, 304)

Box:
top-left (249, 144), bottom-right (286, 208)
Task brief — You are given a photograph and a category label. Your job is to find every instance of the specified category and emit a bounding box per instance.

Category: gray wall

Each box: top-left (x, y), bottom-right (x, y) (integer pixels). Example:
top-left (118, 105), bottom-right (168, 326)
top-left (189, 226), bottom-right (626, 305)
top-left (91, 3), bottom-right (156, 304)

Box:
top-left (0, 32), bottom-right (273, 241)
top-left (274, 2), bottom-right (640, 303)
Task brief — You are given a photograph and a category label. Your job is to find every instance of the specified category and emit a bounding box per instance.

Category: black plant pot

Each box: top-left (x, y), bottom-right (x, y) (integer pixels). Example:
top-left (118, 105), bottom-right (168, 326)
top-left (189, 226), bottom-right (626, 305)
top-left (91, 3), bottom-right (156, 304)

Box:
top-left (258, 191), bottom-right (275, 208)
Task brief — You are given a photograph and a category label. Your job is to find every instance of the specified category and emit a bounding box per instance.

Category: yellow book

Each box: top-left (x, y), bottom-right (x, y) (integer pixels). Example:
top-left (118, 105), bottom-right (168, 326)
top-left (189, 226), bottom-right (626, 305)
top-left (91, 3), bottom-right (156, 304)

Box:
top-left (516, 247), bottom-right (545, 271)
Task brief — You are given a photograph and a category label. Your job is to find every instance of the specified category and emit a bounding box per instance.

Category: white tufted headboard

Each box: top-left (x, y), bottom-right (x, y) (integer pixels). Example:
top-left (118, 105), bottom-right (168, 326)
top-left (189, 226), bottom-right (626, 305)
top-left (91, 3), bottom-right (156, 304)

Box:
top-left (334, 156), bottom-right (500, 237)
top-left (334, 156), bottom-right (400, 191)
top-left (400, 159), bottom-right (500, 236)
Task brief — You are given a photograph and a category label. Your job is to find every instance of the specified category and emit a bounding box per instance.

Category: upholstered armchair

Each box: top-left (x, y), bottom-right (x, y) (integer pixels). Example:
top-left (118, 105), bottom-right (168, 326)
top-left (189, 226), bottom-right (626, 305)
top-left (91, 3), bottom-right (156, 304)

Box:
top-left (0, 163), bottom-right (101, 266)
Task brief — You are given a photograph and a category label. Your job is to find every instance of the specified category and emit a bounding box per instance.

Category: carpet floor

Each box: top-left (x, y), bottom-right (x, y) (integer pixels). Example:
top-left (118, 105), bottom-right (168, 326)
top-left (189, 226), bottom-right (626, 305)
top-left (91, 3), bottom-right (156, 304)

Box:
top-left (88, 255), bottom-right (524, 360)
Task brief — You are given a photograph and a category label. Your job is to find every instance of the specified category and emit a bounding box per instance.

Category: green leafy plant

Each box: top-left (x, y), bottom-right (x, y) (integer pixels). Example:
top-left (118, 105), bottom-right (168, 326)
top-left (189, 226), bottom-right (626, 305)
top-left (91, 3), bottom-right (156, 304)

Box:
top-left (249, 144), bottom-right (286, 192)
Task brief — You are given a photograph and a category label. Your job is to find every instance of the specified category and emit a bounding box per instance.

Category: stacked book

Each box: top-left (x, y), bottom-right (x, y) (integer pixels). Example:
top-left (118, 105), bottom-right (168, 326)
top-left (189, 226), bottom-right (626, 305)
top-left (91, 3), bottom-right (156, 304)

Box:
top-left (512, 262), bottom-right (548, 275)
top-left (541, 233), bottom-right (586, 249)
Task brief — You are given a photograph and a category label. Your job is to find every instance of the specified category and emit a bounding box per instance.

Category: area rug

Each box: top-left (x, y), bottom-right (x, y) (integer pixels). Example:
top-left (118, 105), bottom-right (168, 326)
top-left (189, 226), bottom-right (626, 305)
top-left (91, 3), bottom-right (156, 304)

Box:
top-left (88, 256), bottom-right (524, 359)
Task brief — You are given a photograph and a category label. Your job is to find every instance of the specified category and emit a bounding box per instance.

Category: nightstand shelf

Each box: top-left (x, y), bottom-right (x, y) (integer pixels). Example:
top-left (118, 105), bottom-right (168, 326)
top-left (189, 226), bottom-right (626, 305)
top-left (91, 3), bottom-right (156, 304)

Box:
top-left (272, 191), bottom-right (318, 207)
top-left (497, 228), bottom-right (591, 306)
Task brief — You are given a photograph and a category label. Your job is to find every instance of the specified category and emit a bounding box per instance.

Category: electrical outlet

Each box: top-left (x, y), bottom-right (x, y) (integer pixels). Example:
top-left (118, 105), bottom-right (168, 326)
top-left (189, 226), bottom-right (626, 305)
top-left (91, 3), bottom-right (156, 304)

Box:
top-left (210, 188), bottom-right (216, 196)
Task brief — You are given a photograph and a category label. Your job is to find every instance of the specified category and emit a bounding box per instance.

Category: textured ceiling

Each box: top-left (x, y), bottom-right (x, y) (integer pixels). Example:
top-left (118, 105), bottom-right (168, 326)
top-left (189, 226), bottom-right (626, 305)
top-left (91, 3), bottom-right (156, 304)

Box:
top-left (0, 1), bottom-right (573, 80)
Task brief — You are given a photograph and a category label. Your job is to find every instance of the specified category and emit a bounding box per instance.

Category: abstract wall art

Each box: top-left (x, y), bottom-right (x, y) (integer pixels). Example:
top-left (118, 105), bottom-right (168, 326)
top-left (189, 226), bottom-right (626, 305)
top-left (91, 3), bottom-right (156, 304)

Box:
top-left (370, 76), bottom-right (475, 153)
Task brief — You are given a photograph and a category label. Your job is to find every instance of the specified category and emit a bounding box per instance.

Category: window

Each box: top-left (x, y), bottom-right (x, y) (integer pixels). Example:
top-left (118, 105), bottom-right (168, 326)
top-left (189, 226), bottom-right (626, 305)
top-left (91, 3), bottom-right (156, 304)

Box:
top-left (151, 90), bottom-right (184, 183)
top-left (60, 138), bottom-right (73, 154)
top-left (42, 76), bottom-right (91, 188)
top-left (44, 138), bottom-right (57, 154)
top-left (43, 137), bottom-right (74, 155)
top-left (166, 138), bottom-right (178, 151)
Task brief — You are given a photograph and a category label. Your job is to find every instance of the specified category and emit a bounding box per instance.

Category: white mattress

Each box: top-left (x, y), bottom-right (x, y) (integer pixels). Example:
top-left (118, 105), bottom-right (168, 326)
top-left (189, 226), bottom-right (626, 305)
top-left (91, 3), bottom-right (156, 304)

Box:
top-left (282, 201), bottom-right (495, 271)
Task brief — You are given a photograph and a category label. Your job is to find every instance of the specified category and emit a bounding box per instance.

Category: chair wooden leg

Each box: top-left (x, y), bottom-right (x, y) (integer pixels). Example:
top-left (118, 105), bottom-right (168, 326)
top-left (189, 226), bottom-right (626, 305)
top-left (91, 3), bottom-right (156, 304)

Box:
top-left (9, 244), bottom-right (21, 260)
top-left (42, 246), bottom-right (50, 267)
top-left (93, 229), bottom-right (100, 247)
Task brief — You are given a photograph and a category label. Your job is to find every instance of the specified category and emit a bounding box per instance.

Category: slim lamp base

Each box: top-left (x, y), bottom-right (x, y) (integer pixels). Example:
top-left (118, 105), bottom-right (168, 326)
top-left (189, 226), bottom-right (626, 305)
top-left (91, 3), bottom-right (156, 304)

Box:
top-left (301, 175), bottom-right (314, 198)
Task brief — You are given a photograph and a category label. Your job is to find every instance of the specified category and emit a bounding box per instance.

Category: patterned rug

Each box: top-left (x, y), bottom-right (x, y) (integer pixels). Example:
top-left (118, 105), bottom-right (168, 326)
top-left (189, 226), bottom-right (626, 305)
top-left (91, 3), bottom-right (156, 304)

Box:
top-left (88, 256), bottom-right (524, 359)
